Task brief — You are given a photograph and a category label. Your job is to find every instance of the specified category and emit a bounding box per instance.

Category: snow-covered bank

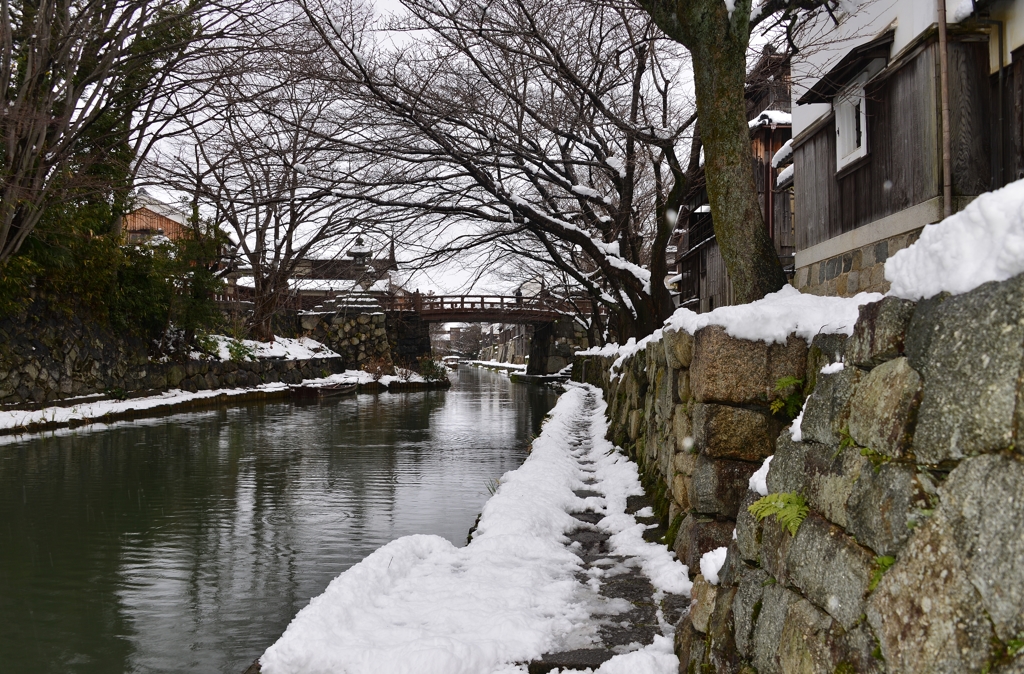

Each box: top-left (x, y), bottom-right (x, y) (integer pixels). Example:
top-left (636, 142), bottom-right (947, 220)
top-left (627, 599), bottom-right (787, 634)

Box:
top-left (470, 359), bottom-right (528, 371)
top-left (0, 370), bottom-right (437, 435)
top-left (259, 385), bottom-right (688, 674)
top-left (202, 335), bottom-right (339, 360)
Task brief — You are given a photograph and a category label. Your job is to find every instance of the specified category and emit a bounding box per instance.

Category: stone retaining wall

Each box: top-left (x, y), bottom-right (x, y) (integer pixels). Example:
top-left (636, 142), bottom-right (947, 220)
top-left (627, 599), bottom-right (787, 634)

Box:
top-left (574, 273), bottom-right (1024, 674)
top-left (0, 299), bottom-right (390, 406)
top-left (299, 310), bottom-right (393, 367)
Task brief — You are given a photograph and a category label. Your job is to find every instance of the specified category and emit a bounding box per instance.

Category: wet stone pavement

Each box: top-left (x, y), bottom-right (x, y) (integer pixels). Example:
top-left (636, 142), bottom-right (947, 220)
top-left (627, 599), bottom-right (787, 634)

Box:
top-left (526, 394), bottom-right (689, 673)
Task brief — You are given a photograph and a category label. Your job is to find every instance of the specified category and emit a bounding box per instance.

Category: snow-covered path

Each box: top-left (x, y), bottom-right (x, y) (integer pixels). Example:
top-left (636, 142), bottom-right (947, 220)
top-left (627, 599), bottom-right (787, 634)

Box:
top-left (255, 385), bottom-right (690, 674)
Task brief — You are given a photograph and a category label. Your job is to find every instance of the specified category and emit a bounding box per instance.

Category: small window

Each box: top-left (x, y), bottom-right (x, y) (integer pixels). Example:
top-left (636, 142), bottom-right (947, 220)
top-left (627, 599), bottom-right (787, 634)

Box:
top-left (835, 74), bottom-right (868, 170)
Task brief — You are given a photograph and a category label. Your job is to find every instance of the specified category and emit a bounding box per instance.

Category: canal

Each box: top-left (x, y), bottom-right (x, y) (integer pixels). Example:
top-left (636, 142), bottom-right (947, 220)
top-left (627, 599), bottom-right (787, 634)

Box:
top-left (0, 366), bottom-right (559, 674)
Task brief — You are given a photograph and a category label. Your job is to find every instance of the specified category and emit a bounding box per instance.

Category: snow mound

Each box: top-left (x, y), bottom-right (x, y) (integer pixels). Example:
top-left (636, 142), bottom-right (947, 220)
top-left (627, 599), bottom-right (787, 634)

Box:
top-left (663, 285), bottom-right (882, 345)
top-left (886, 179), bottom-right (1024, 300)
top-left (204, 335), bottom-right (338, 361)
top-left (699, 547), bottom-right (729, 585)
top-left (748, 456), bottom-right (773, 496)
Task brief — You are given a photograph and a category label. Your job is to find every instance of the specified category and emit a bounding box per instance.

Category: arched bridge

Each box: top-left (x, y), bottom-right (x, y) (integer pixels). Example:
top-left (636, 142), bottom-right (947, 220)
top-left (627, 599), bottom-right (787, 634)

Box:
top-left (382, 294), bottom-right (593, 324)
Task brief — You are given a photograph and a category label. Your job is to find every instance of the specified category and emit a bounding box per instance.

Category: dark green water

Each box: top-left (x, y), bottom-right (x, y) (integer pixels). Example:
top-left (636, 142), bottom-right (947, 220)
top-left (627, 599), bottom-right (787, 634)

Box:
top-left (0, 367), bottom-right (558, 674)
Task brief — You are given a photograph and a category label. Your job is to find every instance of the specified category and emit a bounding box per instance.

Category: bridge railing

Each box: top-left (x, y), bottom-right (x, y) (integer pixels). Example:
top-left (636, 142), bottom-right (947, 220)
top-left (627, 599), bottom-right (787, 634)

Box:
top-left (381, 294), bottom-right (592, 318)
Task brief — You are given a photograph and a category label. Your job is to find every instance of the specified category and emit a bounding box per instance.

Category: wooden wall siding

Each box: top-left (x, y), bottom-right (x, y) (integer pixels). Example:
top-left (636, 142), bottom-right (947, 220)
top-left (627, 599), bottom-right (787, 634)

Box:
top-left (794, 117), bottom-right (840, 250)
top-left (699, 240), bottom-right (732, 313)
top-left (795, 43), bottom-right (942, 250)
top-left (947, 39), bottom-right (992, 197)
top-left (995, 48), bottom-right (1024, 185)
top-left (774, 187), bottom-right (795, 259)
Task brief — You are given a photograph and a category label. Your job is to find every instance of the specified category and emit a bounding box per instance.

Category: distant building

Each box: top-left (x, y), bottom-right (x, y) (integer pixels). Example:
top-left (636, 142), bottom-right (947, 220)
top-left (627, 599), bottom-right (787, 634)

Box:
top-left (122, 190), bottom-right (191, 242)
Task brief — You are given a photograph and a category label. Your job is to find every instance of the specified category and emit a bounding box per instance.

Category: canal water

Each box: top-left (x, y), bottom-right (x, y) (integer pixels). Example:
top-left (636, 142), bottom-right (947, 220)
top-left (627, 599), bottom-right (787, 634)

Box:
top-left (0, 367), bottom-right (559, 674)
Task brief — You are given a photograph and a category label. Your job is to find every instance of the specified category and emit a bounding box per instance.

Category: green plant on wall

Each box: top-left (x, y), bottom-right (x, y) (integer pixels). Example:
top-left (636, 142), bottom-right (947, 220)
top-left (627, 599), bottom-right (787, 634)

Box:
top-left (770, 376), bottom-right (805, 421)
top-left (748, 492), bottom-right (809, 536)
top-left (869, 555), bottom-right (896, 592)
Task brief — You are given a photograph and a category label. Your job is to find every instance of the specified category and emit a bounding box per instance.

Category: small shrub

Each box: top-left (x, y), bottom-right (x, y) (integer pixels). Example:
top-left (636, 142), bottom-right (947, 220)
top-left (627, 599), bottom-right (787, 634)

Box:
top-left (869, 555), bottom-right (896, 592)
top-left (748, 492), bottom-right (809, 536)
top-left (418, 356), bottom-right (449, 382)
top-left (227, 339), bottom-right (255, 361)
top-left (194, 332), bottom-right (218, 357)
top-left (362, 355), bottom-right (392, 381)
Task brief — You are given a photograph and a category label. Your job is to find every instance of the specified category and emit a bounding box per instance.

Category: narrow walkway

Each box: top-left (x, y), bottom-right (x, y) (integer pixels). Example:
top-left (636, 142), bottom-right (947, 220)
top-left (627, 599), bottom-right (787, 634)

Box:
top-left (527, 389), bottom-right (689, 673)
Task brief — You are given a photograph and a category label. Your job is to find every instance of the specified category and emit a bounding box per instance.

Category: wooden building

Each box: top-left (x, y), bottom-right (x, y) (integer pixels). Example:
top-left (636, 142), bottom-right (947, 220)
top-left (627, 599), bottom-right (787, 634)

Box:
top-left (790, 0), bottom-right (1024, 296)
top-left (122, 190), bottom-right (191, 241)
top-left (671, 49), bottom-right (794, 312)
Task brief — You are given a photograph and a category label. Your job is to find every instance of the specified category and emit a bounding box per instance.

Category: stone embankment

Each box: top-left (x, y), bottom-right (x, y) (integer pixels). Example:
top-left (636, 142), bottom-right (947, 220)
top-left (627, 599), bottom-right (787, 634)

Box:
top-left (574, 274), bottom-right (1024, 673)
top-left (0, 299), bottom-right (394, 406)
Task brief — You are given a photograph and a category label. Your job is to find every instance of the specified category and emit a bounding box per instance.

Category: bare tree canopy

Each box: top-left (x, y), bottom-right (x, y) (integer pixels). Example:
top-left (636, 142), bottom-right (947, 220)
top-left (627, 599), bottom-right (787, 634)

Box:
top-left (293, 0), bottom-right (697, 339)
top-left (0, 0), bottom-right (288, 265)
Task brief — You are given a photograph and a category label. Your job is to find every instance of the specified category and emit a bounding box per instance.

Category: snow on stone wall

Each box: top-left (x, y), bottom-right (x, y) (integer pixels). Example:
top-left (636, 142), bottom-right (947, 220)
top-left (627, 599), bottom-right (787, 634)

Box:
top-left (574, 272), bottom-right (1024, 673)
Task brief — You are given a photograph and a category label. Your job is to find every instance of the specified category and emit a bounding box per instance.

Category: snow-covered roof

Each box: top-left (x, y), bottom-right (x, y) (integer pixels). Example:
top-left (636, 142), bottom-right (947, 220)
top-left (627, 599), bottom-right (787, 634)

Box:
top-left (771, 139), bottom-right (793, 168)
top-left (748, 110), bottom-right (792, 129)
top-left (776, 164), bottom-right (794, 188)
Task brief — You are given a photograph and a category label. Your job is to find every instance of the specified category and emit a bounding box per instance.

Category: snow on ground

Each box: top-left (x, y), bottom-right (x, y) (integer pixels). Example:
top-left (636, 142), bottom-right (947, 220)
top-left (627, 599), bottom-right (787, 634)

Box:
top-left (259, 385), bottom-right (688, 674)
top-left (886, 178), bottom-right (1024, 300)
top-left (203, 335), bottom-right (339, 360)
top-left (0, 383), bottom-right (289, 432)
top-left (0, 370), bottom-right (428, 433)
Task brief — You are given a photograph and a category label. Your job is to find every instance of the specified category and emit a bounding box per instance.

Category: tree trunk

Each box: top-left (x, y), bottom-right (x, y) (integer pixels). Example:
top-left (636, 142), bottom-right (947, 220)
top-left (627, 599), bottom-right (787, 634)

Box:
top-left (636, 0), bottom-right (787, 304)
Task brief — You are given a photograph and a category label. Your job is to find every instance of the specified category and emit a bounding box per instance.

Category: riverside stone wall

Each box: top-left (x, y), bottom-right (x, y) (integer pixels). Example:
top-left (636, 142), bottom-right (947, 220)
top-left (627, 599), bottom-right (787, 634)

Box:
top-left (574, 273), bottom-right (1024, 674)
top-left (479, 318), bottom-right (590, 373)
top-left (0, 300), bottom-right (391, 406)
top-left (299, 310), bottom-right (394, 367)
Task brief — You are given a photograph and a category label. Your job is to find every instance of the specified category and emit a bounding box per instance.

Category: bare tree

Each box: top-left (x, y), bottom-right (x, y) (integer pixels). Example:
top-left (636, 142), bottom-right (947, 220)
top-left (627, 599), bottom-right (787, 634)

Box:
top-left (0, 0), bottom-right (256, 263)
top-left (299, 0), bottom-right (697, 339)
top-left (148, 5), bottom-right (392, 340)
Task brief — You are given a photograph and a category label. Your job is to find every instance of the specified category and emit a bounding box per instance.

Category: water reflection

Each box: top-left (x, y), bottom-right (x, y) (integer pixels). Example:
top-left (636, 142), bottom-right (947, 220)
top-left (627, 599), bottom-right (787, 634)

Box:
top-left (0, 367), bottom-right (558, 674)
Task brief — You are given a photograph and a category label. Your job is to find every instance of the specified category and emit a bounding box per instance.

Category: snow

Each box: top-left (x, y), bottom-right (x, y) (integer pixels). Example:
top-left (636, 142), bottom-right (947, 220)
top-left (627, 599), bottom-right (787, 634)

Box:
top-left (662, 284), bottom-right (883, 345)
top-left (0, 370), bottom-right (430, 435)
top-left (789, 405), bottom-right (805, 442)
top-left (775, 164), bottom-right (794, 187)
top-left (259, 385), bottom-right (687, 674)
top-left (885, 178), bottom-right (1024, 300)
top-left (820, 360), bottom-right (845, 374)
top-left (748, 456), bottom-right (773, 496)
top-left (0, 384), bottom-right (290, 433)
top-left (950, 0), bottom-right (975, 22)
top-left (605, 156), bottom-right (626, 179)
top-left (571, 184), bottom-right (607, 202)
top-left (575, 343), bottom-right (623, 358)
top-left (699, 547), bottom-right (729, 585)
top-left (771, 139), bottom-right (793, 168)
top-left (694, 204), bottom-right (710, 213)
top-left (470, 360), bottom-right (528, 371)
top-left (204, 335), bottom-right (338, 361)
top-left (723, 0), bottom-right (736, 19)
top-left (748, 110), bottom-right (792, 129)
